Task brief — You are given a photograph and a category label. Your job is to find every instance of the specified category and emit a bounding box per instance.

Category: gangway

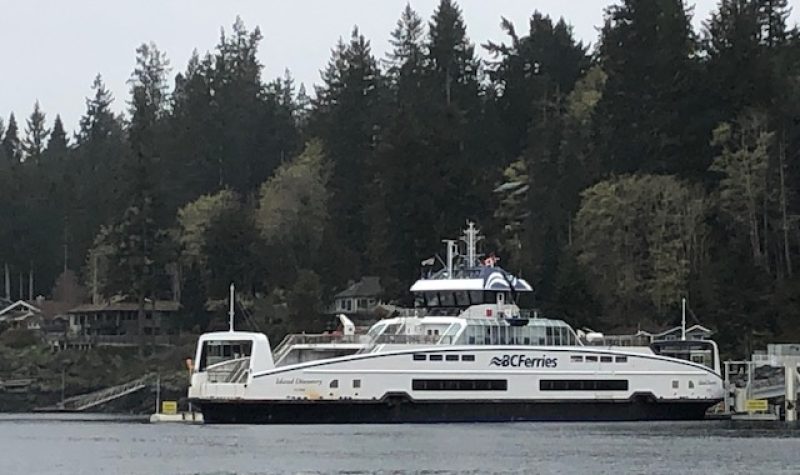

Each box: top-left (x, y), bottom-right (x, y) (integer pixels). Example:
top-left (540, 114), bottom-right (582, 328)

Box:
top-left (36, 374), bottom-right (155, 412)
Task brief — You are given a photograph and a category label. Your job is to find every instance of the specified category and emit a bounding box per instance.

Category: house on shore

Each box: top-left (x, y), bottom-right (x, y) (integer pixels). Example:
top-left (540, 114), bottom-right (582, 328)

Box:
top-left (328, 276), bottom-right (383, 320)
top-left (592, 324), bottom-right (714, 347)
top-left (63, 300), bottom-right (180, 348)
top-left (0, 300), bottom-right (44, 331)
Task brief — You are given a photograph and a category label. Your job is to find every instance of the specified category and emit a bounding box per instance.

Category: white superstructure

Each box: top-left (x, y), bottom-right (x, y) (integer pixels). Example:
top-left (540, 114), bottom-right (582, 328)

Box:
top-left (188, 223), bottom-right (724, 423)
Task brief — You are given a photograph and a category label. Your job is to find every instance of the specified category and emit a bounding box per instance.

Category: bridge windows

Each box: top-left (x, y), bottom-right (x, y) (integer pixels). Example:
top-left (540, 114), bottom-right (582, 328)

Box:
top-left (198, 340), bottom-right (252, 371)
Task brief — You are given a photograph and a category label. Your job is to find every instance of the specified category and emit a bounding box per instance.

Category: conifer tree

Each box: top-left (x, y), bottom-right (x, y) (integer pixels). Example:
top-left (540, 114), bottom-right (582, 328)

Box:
top-left (104, 42), bottom-right (172, 354)
top-left (309, 27), bottom-right (385, 282)
top-left (2, 113), bottom-right (22, 164)
top-left (22, 101), bottom-right (50, 164)
top-left (76, 74), bottom-right (117, 144)
top-left (47, 114), bottom-right (68, 155)
top-left (594, 0), bottom-right (703, 175)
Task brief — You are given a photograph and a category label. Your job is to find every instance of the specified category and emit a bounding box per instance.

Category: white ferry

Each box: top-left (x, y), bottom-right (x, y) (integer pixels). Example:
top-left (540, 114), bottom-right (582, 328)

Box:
top-left (188, 223), bottom-right (724, 423)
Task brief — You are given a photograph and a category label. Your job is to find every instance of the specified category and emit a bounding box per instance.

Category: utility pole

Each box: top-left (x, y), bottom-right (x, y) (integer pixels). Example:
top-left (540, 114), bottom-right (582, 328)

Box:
top-left (3, 263), bottom-right (9, 300)
top-left (92, 253), bottom-right (98, 305)
top-left (28, 262), bottom-right (33, 301)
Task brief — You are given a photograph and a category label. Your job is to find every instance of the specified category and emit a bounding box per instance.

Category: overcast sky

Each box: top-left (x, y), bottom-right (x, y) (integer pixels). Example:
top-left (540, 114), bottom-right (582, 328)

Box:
top-left (1, 0), bottom-right (797, 134)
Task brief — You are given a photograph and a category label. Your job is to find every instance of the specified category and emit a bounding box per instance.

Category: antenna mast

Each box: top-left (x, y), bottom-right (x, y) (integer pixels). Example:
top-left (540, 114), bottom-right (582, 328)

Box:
top-left (443, 240), bottom-right (457, 277)
top-left (229, 283), bottom-right (235, 332)
top-left (462, 221), bottom-right (482, 267)
top-left (681, 298), bottom-right (686, 341)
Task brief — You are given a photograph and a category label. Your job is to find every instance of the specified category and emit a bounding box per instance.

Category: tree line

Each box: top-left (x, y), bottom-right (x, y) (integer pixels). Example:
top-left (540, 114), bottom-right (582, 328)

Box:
top-left (0, 0), bottom-right (798, 355)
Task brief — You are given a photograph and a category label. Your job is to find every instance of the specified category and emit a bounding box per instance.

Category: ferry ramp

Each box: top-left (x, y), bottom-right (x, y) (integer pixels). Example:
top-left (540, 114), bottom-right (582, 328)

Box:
top-left (37, 374), bottom-right (155, 412)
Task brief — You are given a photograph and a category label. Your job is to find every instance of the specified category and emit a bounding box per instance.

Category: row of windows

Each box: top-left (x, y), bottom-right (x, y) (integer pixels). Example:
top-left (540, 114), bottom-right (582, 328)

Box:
top-left (73, 312), bottom-right (156, 324)
top-left (329, 379), bottom-right (361, 389)
top-left (412, 379), bottom-right (508, 391)
top-left (539, 379), bottom-right (629, 391)
top-left (570, 355), bottom-right (628, 363)
top-left (412, 354), bottom-right (475, 362)
top-left (672, 380), bottom-right (695, 389)
top-left (415, 291), bottom-right (505, 308)
top-left (460, 324), bottom-right (578, 347)
top-left (337, 298), bottom-right (377, 311)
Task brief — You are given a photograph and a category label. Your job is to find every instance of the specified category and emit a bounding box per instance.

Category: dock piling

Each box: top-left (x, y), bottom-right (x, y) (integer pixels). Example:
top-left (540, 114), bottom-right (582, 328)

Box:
top-left (786, 363), bottom-right (797, 422)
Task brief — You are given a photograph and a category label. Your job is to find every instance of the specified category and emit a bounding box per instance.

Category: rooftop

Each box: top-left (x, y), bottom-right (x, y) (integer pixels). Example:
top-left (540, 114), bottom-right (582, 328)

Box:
top-left (67, 301), bottom-right (180, 314)
top-left (335, 277), bottom-right (382, 299)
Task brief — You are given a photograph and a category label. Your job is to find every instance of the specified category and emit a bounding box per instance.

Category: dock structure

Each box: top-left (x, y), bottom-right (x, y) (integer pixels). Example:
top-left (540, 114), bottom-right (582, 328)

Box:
top-left (723, 344), bottom-right (800, 421)
top-left (35, 374), bottom-right (154, 412)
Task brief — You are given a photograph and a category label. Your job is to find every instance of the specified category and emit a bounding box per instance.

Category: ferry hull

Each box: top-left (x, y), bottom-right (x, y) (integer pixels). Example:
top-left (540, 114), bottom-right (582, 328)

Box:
top-left (192, 398), bottom-right (719, 424)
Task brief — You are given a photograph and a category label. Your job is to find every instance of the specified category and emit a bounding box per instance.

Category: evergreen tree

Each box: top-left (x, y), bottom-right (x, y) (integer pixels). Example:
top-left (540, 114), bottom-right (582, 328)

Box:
top-left (594, 0), bottom-right (705, 175)
top-left (310, 27), bottom-right (386, 282)
top-left (486, 12), bottom-right (588, 163)
top-left (22, 101), bottom-right (50, 164)
top-left (69, 75), bottom-right (128, 279)
top-left (47, 114), bottom-right (68, 155)
top-left (104, 42), bottom-right (172, 354)
top-left (76, 74), bottom-right (118, 144)
top-left (2, 114), bottom-right (21, 164)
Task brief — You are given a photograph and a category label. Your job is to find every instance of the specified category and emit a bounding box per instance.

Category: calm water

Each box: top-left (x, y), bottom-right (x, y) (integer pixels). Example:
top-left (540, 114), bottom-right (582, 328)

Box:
top-left (1, 414), bottom-right (799, 474)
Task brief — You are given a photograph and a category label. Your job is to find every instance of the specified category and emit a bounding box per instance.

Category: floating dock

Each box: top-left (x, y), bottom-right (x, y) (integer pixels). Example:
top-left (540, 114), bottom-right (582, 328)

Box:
top-left (149, 411), bottom-right (203, 424)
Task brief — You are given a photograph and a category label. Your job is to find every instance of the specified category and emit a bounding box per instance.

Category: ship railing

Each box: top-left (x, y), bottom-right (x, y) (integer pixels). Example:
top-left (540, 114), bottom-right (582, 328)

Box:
top-left (272, 333), bottom-right (368, 364)
top-left (357, 335), bottom-right (454, 354)
top-left (206, 357), bottom-right (251, 384)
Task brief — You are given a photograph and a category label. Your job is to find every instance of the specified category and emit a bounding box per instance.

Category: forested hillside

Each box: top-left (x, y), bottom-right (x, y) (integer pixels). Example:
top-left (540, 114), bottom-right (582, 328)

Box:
top-left (1, 0), bottom-right (799, 355)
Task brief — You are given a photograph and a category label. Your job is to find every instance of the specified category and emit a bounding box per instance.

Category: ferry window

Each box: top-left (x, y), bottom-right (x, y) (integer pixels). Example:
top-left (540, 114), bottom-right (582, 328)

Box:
top-left (446, 354), bottom-right (459, 361)
top-left (429, 354), bottom-right (443, 361)
top-left (689, 381), bottom-right (695, 389)
top-left (440, 292), bottom-right (455, 307)
top-left (600, 356), bottom-right (613, 363)
top-left (615, 356), bottom-right (628, 363)
top-left (330, 379), bottom-right (339, 388)
top-left (571, 355), bottom-right (583, 363)
top-left (586, 355), bottom-right (598, 362)
top-left (412, 379), bottom-right (507, 391)
top-left (672, 380), bottom-right (679, 389)
top-left (413, 354), bottom-right (426, 361)
top-left (462, 355), bottom-right (475, 362)
top-left (353, 379), bottom-right (361, 389)
top-left (540, 379), bottom-right (628, 391)
top-left (426, 292), bottom-right (440, 307)
top-left (469, 291), bottom-right (483, 304)
top-left (567, 331), bottom-right (577, 346)
top-left (454, 291), bottom-right (470, 307)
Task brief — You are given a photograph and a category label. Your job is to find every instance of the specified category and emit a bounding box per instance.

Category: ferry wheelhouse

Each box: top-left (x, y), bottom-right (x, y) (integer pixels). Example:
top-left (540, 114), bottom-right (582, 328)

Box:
top-left (188, 223), bottom-right (724, 423)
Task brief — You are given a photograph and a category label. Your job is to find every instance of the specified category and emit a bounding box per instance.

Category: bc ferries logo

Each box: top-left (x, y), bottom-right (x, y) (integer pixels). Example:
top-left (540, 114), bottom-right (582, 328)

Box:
top-left (490, 354), bottom-right (558, 368)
